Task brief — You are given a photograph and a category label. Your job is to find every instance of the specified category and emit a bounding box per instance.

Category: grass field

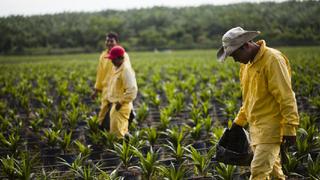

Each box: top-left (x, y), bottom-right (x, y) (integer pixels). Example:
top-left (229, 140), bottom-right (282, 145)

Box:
top-left (0, 47), bottom-right (320, 179)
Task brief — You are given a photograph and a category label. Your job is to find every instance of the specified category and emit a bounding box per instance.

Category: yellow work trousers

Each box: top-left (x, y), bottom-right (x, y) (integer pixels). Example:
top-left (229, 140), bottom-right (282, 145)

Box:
top-left (109, 103), bottom-right (130, 138)
top-left (98, 100), bottom-right (110, 125)
top-left (250, 143), bottom-right (286, 180)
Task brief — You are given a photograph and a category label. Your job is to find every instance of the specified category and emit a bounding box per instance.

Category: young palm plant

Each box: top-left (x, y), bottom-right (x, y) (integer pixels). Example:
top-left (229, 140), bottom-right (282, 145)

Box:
top-left (159, 108), bottom-right (172, 130)
top-left (58, 130), bottom-right (73, 154)
top-left (0, 155), bottom-right (16, 179)
top-left (144, 127), bottom-right (159, 147)
top-left (214, 163), bottom-right (236, 180)
top-left (66, 106), bottom-right (80, 129)
top-left (0, 131), bottom-right (21, 155)
top-left (101, 130), bottom-right (118, 149)
top-left (28, 117), bottom-right (44, 134)
top-left (131, 146), bottom-right (161, 180)
top-left (14, 152), bottom-right (37, 180)
top-left (111, 140), bottom-right (134, 170)
top-left (86, 115), bottom-right (100, 133)
top-left (162, 141), bottom-right (187, 166)
top-left (75, 140), bottom-right (92, 157)
top-left (157, 162), bottom-right (188, 180)
top-left (136, 102), bottom-right (149, 124)
top-left (42, 128), bottom-right (61, 149)
top-left (59, 153), bottom-right (117, 180)
top-left (307, 153), bottom-right (320, 179)
top-left (186, 146), bottom-right (216, 177)
top-left (282, 151), bottom-right (304, 177)
top-left (163, 126), bottom-right (187, 149)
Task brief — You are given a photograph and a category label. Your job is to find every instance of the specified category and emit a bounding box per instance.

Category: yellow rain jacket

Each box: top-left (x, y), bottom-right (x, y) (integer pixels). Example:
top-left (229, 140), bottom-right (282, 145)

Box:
top-left (95, 50), bottom-right (112, 95)
top-left (104, 58), bottom-right (137, 137)
top-left (234, 40), bottom-right (299, 145)
top-left (94, 51), bottom-right (131, 123)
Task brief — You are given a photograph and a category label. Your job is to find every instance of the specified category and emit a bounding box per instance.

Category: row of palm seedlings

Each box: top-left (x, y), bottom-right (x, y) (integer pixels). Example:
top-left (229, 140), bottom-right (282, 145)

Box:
top-left (0, 48), bottom-right (320, 179)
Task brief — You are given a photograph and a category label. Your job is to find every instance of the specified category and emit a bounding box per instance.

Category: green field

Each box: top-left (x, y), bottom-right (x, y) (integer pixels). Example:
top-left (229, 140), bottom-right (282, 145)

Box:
top-left (0, 47), bottom-right (320, 179)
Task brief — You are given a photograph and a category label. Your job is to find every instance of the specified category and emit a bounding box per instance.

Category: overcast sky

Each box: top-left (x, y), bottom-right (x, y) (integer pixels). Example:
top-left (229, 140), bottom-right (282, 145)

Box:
top-left (0, 0), bottom-right (286, 17)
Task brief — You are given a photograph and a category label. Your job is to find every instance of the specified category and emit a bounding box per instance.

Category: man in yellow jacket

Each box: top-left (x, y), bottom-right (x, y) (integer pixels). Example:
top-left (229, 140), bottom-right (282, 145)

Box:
top-left (91, 32), bottom-right (131, 129)
top-left (104, 45), bottom-right (137, 137)
top-left (217, 27), bottom-right (299, 180)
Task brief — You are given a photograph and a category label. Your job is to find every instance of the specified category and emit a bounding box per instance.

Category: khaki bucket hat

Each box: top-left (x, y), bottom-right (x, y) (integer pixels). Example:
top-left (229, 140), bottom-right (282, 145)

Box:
top-left (217, 27), bottom-right (260, 62)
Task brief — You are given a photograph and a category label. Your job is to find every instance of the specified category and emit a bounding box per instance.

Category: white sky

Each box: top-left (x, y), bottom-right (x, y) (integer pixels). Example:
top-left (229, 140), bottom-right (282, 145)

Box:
top-left (0, 0), bottom-right (286, 17)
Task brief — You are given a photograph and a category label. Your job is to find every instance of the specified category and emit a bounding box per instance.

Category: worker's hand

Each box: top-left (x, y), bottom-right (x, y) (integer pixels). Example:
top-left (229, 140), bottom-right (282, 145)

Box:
top-left (282, 136), bottom-right (296, 148)
top-left (115, 102), bottom-right (122, 111)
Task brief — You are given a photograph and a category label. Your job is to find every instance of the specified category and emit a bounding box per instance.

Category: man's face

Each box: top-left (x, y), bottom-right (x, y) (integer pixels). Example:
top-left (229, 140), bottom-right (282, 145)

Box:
top-left (111, 56), bottom-right (124, 67)
top-left (230, 45), bottom-right (251, 64)
top-left (106, 37), bottom-right (117, 50)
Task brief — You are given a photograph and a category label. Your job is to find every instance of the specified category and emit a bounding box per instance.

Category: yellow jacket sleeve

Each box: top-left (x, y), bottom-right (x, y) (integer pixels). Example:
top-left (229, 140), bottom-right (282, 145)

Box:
top-left (267, 56), bottom-right (299, 136)
top-left (94, 52), bottom-right (106, 91)
top-left (234, 106), bottom-right (247, 127)
top-left (234, 65), bottom-right (247, 127)
top-left (119, 67), bottom-right (138, 104)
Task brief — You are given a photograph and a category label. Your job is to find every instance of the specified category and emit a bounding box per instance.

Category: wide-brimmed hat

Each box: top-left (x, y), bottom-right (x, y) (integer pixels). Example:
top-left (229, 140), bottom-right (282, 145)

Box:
top-left (107, 45), bottom-right (125, 60)
top-left (217, 27), bottom-right (260, 62)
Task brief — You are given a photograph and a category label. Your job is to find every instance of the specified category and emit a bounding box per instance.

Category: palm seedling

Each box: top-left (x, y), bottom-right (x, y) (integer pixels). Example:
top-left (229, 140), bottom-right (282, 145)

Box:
top-left (199, 88), bottom-right (212, 102)
top-left (201, 101), bottom-right (211, 117)
top-left (0, 155), bottom-right (16, 179)
top-left (43, 128), bottom-right (61, 149)
top-left (0, 114), bottom-right (13, 132)
top-left (164, 126), bottom-right (187, 149)
top-left (111, 140), bottom-right (134, 170)
top-left (157, 162), bottom-right (188, 180)
top-left (68, 92), bottom-right (80, 107)
top-left (87, 130), bottom-right (103, 147)
top-left (214, 163), bottom-right (236, 180)
top-left (131, 146), bottom-right (161, 180)
top-left (159, 108), bottom-right (172, 130)
top-left (0, 152), bottom-right (37, 180)
top-left (59, 153), bottom-right (112, 180)
top-left (163, 81), bottom-right (176, 102)
top-left (125, 131), bottom-right (146, 151)
top-left (295, 127), bottom-right (320, 159)
top-left (307, 153), bottom-right (320, 179)
top-left (136, 102), bottom-right (149, 124)
top-left (66, 105), bottom-right (80, 129)
top-left (162, 141), bottom-right (187, 166)
top-left (75, 140), bottom-right (92, 157)
top-left (144, 127), bottom-right (158, 147)
top-left (189, 105), bottom-right (202, 126)
top-left (28, 117), bottom-right (44, 134)
top-left (58, 130), bottom-right (73, 154)
top-left (13, 152), bottom-right (37, 180)
top-left (299, 114), bottom-right (320, 154)
top-left (57, 80), bottom-right (68, 97)
top-left (189, 122), bottom-right (203, 142)
top-left (86, 115), bottom-right (100, 133)
top-left (0, 131), bottom-right (21, 155)
top-left (101, 130), bottom-right (118, 149)
top-left (169, 92), bottom-right (184, 114)
top-left (186, 145), bottom-right (216, 177)
top-left (203, 116), bottom-right (213, 138)
top-left (211, 125), bottom-right (225, 145)
top-left (141, 87), bottom-right (160, 107)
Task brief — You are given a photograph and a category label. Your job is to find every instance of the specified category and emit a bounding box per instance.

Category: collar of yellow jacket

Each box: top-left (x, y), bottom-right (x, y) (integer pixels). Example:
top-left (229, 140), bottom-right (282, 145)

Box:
top-left (249, 40), bottom-right (266, 66)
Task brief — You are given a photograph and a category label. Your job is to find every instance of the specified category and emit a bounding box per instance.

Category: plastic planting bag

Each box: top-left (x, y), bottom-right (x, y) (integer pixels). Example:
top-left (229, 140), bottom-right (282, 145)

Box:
top-left (215, 126), bottom-right (253, 166)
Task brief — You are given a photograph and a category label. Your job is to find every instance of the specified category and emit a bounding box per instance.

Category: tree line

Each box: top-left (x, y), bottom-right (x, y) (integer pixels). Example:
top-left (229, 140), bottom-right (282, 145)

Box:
top-left (0, 0), bottom-right (319, 54)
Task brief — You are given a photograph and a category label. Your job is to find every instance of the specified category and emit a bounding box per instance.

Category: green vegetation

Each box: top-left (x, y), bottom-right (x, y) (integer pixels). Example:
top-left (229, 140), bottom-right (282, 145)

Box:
top-left (0, 1), bottom-right (319, 54)
top-left (0, 47), bottom-right (319, 178)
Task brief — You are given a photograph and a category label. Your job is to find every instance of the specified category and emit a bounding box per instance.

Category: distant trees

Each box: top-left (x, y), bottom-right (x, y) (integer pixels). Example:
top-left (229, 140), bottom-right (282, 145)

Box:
top-left (0, 1), bottom-right (319, 54)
